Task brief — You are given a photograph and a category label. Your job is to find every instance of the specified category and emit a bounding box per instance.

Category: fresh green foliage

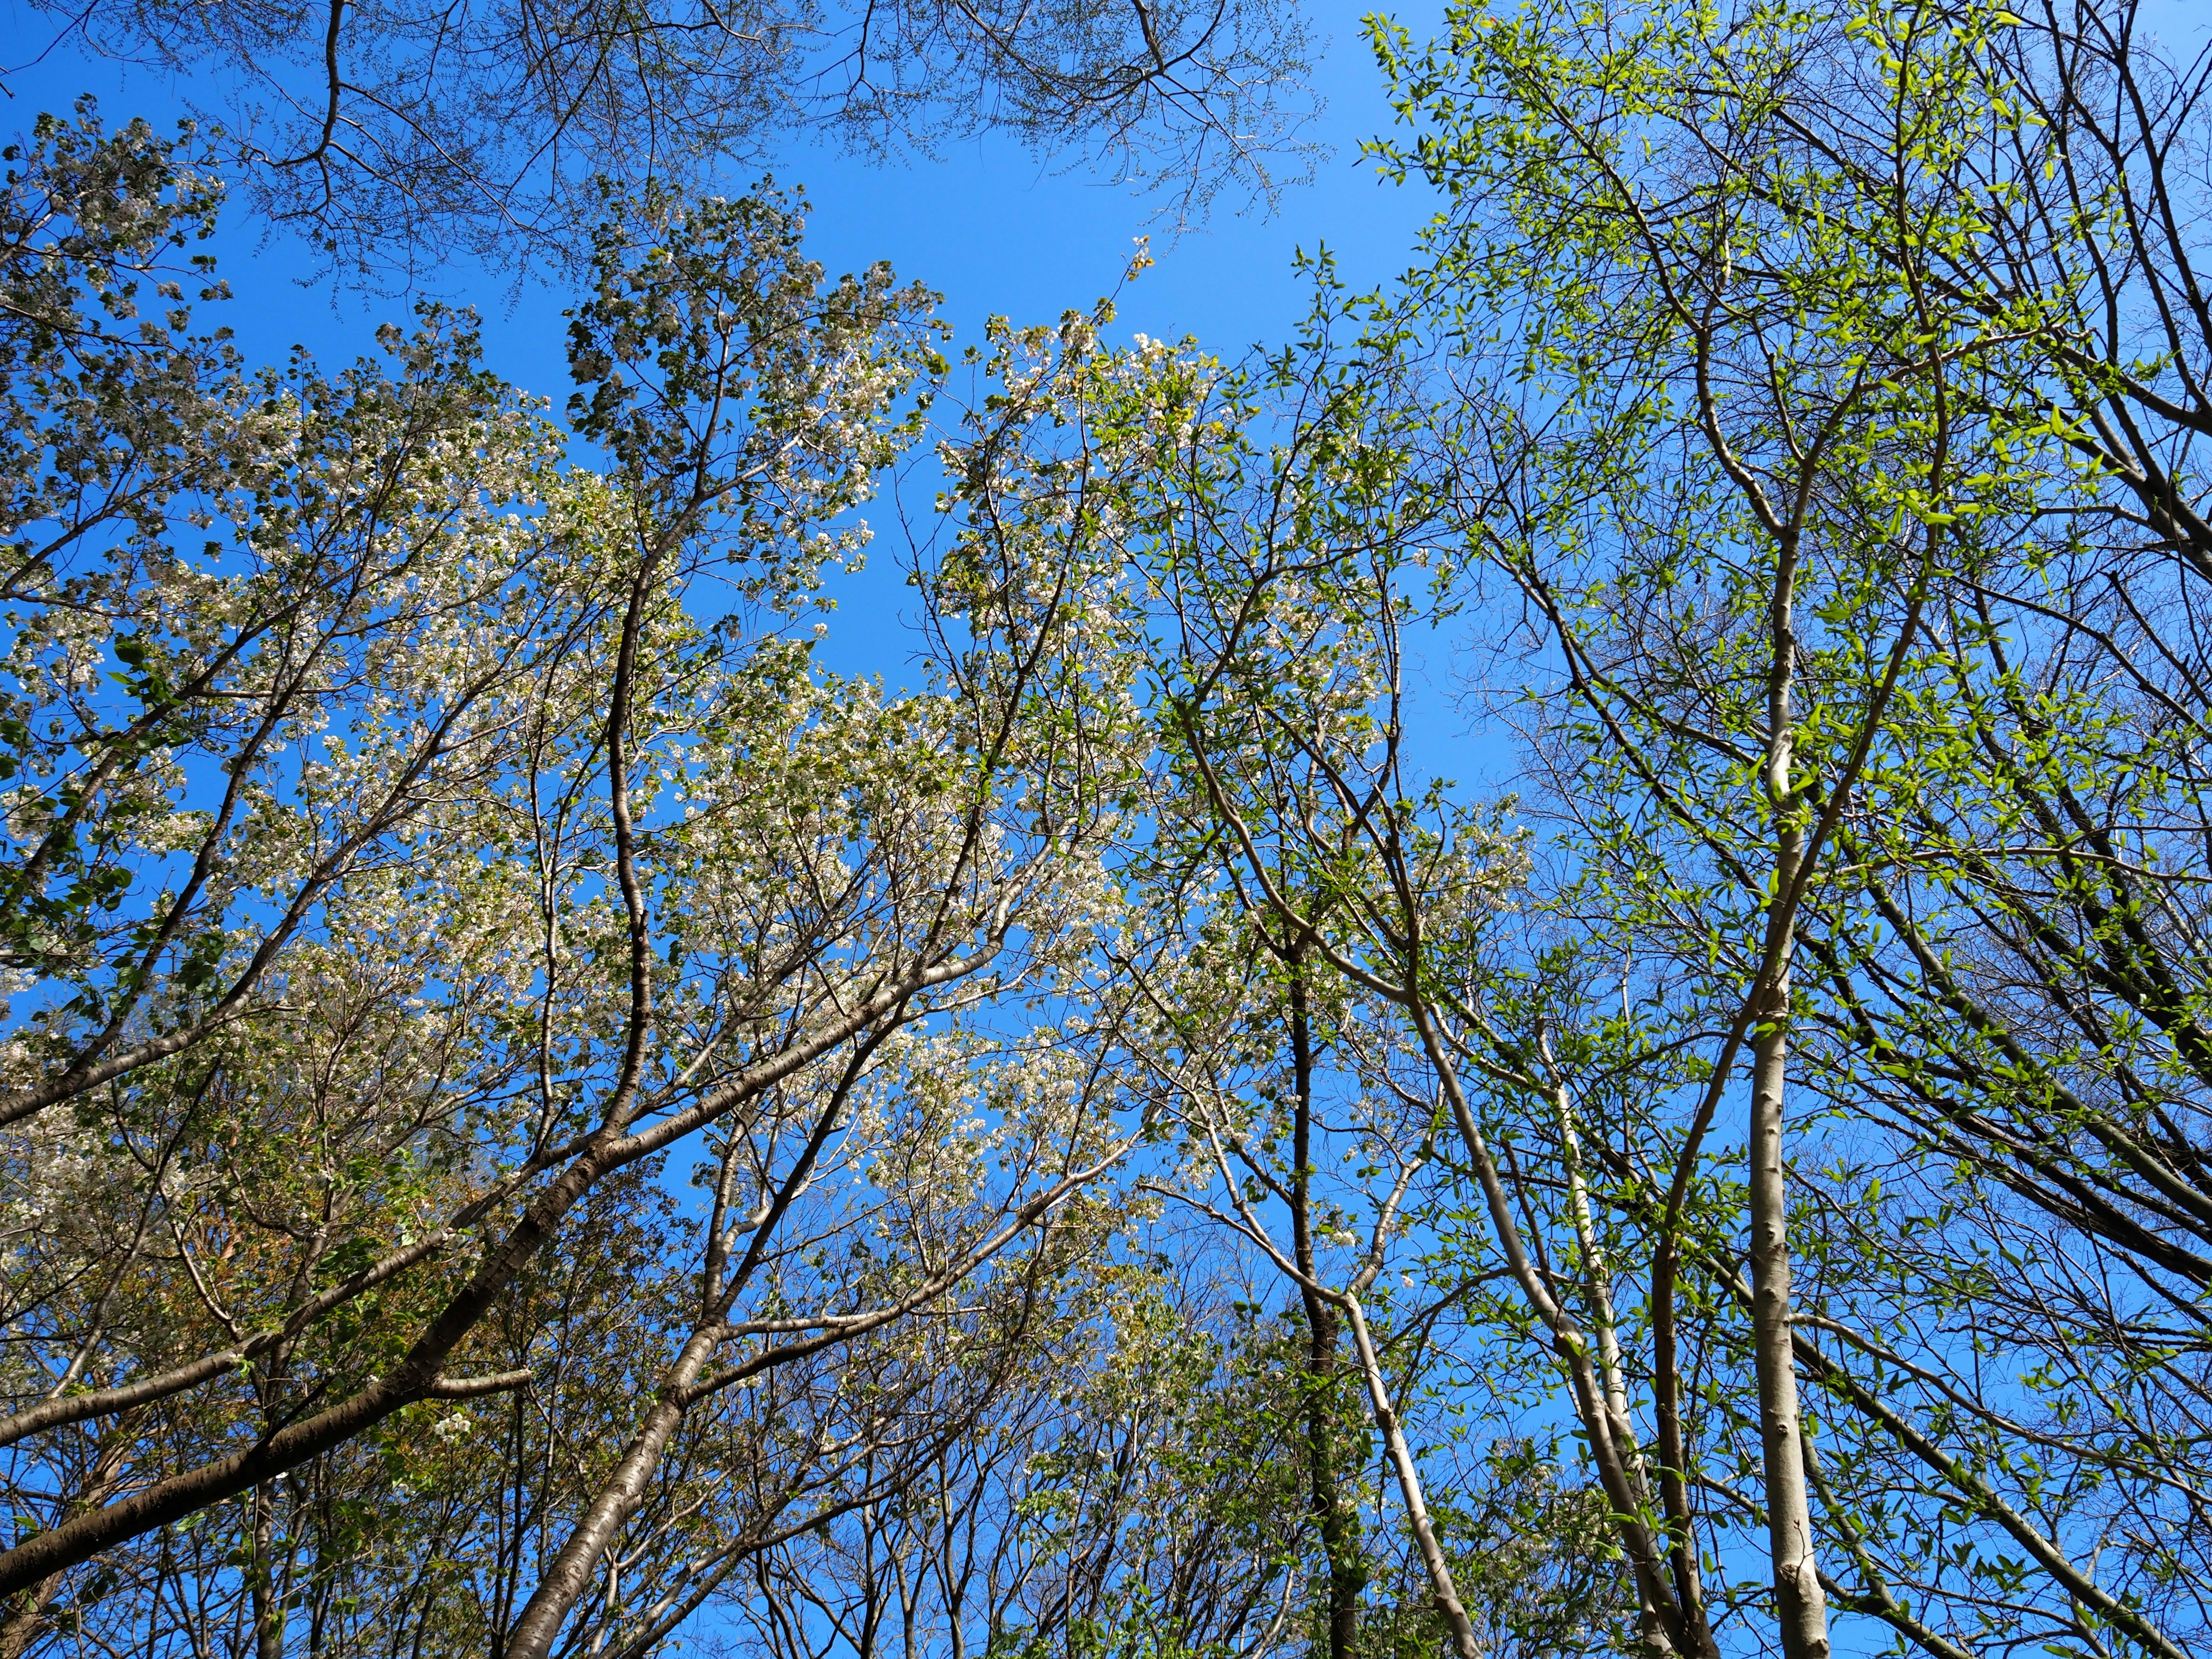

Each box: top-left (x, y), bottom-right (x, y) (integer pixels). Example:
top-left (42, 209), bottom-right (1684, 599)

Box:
top-left (16, 7), bottom-right (2212, 1658)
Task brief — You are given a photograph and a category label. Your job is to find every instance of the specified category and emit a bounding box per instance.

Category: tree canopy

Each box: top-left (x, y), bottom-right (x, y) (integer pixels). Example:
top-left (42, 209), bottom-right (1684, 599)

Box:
top-left (16, 0), bottom-right (1319, 279)
top-left (5, 3), bottom-right (2212, 1659)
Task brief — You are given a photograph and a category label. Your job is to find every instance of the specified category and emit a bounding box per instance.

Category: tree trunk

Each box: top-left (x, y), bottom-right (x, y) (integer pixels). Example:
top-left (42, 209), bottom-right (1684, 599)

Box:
top-left (502, 1329), bottom-right (718, 1659)
top-left (251, 1480), bottom-right (285, 1659)
top-left (1751, 548), bottom-right (1830, 1659)
top-left (1289, 965), bottom-right (1365, 1659)
top-left (1748, 944), bottom-right (1830, 1659)
top-left (1342, 1300), bottom-right (1479, 1659)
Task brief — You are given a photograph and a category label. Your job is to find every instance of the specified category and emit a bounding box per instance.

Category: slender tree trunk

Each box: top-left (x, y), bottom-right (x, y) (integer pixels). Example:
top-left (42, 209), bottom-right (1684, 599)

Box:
top-left (502, 1329), bottom-right (718, 1659)
top-left (1751, 548), bottom-right (1830, 1659)
top-left (1288, 963), bottom-right (1364, 1659)
top-left (1305, 1339), bottom-right (1363, 1659)
top-left (1649, 1245), bottom-right (1711, 1651)
top-left (1545, 1052), bottom-right (1704, 1658)
top-left (1342, 1299), bottom-right (1479, 1659)
top-left (251, 1480), bottom-right (285, 1659)
top-left (1748, 912), bottom-right (1828, 1659)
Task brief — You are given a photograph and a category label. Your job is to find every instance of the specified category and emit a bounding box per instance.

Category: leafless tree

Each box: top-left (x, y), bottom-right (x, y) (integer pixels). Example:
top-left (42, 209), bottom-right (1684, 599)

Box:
top-left (16, 0), bottom-right (1321, 282)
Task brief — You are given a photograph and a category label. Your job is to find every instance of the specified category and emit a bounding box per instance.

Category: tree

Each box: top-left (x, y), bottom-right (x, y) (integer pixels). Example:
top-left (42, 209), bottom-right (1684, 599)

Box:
top-left (44, 3), bottom-right (2212, 1651)
top-left (1103, 290), bottom-right (1695, 1658)
top-left (1362, 0), bottom-right (2212, 1654)
top-left (18, 0), bottom-right (1319, 281)
top-left (0, 107), bottom-right (1149, 1658)
top-left (961, 272), bottom-right (1649, 1658)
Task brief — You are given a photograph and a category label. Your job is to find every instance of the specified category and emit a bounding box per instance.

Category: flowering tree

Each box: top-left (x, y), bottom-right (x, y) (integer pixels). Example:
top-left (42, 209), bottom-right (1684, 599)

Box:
top-left (0, 109), bottom-right (1152, 1659)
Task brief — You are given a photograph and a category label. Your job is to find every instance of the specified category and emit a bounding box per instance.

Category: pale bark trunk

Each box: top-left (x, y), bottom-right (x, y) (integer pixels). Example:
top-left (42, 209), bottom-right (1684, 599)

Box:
top-left (502, 1328), bottom-right (718, 1659)
top-left (1407, 1007), bottom-right (1695, 1656)
top-left (1548, 1062), bottom-right (1702, 1658)
top-left (1343, 1298), bottom-right (1480, 1659)
top-left (1748, 915), bottom-right (1828, 1659)
top-left (251, 1480), bottom-right (285, 1659)
top-left (1752, 537), bottom-right (1830, 1659)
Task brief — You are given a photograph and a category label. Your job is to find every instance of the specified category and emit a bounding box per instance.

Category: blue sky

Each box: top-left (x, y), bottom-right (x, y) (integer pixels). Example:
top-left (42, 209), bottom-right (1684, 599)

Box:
top-left (3, 0), bottom-right (1465, 707)
top-left (2, 0), bottom-right (1448, 399)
